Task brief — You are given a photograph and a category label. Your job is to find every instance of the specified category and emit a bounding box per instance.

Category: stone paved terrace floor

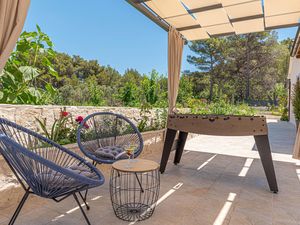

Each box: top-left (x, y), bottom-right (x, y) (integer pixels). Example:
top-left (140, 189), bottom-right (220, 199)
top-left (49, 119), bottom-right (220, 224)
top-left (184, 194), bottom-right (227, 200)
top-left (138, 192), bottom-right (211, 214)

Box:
top-left (1, 119), bottom-right (300, 225)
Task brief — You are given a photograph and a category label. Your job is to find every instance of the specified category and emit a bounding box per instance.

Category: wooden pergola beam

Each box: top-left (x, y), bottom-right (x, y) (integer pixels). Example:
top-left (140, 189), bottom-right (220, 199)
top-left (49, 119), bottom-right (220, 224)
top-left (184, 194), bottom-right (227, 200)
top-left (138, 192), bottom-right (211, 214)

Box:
top-left (126, 0), bottom-right (169, 32)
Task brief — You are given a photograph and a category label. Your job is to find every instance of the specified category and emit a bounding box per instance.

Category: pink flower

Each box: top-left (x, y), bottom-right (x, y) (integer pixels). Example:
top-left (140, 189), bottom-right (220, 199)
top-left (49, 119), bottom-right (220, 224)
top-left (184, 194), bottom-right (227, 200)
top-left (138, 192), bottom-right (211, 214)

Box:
top-left (75, 116), bottom-right (84, 123)
top-left (75, 115), bottom-right (89, 128)
top-left (61, 111), bottom-right (69, 117)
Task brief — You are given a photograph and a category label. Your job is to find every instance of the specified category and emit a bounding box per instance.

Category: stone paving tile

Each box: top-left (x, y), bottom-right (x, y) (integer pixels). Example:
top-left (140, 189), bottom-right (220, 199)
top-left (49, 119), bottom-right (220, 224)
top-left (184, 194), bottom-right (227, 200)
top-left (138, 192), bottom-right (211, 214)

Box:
top-left (0, 214), bottom-right (8, 225)
top-left (228, 211), bottom-right (273, 225)
top-left (2, 153), bottom-right (300, 225)
top-left (1, 154), bottom-right (300, 225)
top-left (272, 205), bottom-right (300, 224)
top-left (273, 222), bottom-right (300, 225)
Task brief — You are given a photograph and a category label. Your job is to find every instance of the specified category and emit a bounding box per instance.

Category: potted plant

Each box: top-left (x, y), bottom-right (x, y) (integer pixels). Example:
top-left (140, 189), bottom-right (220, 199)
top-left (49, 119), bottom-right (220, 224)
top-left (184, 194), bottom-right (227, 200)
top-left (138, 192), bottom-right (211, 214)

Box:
top-left (292, 78), bottom-right (300, 130)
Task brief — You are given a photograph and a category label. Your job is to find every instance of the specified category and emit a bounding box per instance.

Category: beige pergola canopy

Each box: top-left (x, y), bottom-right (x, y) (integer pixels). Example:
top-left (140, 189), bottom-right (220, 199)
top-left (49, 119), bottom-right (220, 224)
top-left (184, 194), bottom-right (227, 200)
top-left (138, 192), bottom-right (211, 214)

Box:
top-left (128, 0), bottom-right (300, 41)
top-left (127, 0), bottom-right (300, 114)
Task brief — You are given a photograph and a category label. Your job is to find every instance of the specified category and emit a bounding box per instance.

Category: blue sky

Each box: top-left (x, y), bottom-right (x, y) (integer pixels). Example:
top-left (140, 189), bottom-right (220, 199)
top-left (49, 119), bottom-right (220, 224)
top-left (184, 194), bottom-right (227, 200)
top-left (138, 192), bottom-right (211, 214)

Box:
top-left (24, 0), bottom-right (298, 75)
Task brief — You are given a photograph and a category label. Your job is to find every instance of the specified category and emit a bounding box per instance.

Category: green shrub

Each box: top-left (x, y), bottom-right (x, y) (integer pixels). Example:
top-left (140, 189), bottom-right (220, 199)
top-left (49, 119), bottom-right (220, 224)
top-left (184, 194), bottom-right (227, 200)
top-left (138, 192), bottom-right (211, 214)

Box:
top-left (292, 78), bottom-right (300, 121)
top-left (0, 25), bottom-right (58, 104)
top-left (280, 107), bottom-right (289, 121)
top-left (136, 102), bottom-right (167, 132)
top-left (190, 99), bottom-right (256, 116)
top-left (274, 83), bottom-right (288, 121)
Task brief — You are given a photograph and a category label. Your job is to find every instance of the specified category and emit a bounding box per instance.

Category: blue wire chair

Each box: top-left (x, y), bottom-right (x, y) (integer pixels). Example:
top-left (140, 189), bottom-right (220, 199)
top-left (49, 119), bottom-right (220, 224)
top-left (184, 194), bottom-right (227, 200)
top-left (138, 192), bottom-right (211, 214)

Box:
top-left (0, 118), bottom-right (105, 225)
top-left (77, 112), bottom-right (143, 165)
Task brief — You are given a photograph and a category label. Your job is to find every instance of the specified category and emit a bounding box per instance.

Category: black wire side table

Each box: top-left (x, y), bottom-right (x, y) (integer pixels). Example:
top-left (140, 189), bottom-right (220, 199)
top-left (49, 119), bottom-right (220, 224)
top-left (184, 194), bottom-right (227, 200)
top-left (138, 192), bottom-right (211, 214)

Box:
top-left (110, 159), bottom-right (160, 221)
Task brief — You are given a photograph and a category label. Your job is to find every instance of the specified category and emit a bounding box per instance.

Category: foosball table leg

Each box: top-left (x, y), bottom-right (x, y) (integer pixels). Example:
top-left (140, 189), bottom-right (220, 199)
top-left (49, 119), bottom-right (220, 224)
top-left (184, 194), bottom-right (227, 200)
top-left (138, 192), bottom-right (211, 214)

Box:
top-left (160, 128), bottom-right (177, 173)
top-left (254, 135), bottom-right (278, 193)
top-left (174, 131), bottom-right (188, 165)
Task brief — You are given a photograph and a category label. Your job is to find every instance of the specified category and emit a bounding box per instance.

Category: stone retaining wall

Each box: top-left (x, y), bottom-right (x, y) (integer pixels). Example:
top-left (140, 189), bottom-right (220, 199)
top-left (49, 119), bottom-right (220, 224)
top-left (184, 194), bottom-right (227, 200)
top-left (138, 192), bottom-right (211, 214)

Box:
top-left (0, 104), bottom-right (164, 131)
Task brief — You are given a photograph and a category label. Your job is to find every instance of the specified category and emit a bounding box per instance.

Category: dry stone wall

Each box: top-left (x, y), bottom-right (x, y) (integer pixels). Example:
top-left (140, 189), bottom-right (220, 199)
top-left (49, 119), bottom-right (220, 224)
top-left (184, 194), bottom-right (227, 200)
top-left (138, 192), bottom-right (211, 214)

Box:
top-left (0, 104), bottom-right (161, 131)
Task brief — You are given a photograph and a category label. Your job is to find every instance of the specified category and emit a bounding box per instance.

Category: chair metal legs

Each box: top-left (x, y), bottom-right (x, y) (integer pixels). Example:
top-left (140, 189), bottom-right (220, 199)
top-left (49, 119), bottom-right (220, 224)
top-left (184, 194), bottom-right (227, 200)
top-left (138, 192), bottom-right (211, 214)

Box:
top-left (79, 190), bottom-right (90, 210)
top-left (8, 190), bottom-right (92, 225)
top-left (9, 189), bottom-right (30, 225)
top-left (73, 193), bottom-right (91, 225)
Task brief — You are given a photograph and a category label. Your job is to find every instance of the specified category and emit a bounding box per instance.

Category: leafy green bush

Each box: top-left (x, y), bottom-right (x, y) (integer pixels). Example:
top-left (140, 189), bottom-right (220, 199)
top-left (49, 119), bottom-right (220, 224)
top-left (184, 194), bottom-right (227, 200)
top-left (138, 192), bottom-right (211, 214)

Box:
top-left (292, 78), bottom-right (300, 122)
top-left (0, 25), bottom-right (58, 104)
top-left (189, 99), bottom-right (256, 116)
top-left (280, 107), bottom-right (289, 121)
top-left (136, 102), bottom-right (152, 132)
top-left (273, 83), bottom-right (288, 121)
top-left (119, 82), bottom-right (138, 107)
top-left (140, 70), bottom-right (159, 105)
top-left (136, 102), bottom-right (167, 132)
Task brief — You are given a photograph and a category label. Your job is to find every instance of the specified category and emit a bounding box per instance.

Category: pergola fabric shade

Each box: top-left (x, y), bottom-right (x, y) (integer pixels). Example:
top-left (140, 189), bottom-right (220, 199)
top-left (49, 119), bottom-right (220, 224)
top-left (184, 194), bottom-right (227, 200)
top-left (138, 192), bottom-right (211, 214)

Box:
top-left (264, 0), bottom-right (300, 28)
top-left (224, 1), bottom-right (263, 19)
top-left (194, 8), bottom-right (230, 27)
top-left (205, 23), bottom-right (234, 36)
top-left (181, 28), bottom-right (209, 41)
top-left (264, 0), bottom-right (300, 17)
top-left (0, 0), bottom-right (31, 71)
top-left (219, 0), bottom-right (250, 7)
top-left (265, 13), bottom-right (300, 29)
top-left (165, 14), bottom-right (198, 28)
top-left (141, 0), bottom-right (300, 41)
top-left (168, 27), bottom-right (184, 114)
top-left (180, 27), bottom-right (209, 40)
top-left (181, 0), bottom-right (220, 9)
top-left (145, 0), bottom-right (187, 19)
top-left (233, 18), bottom-right (264, 35)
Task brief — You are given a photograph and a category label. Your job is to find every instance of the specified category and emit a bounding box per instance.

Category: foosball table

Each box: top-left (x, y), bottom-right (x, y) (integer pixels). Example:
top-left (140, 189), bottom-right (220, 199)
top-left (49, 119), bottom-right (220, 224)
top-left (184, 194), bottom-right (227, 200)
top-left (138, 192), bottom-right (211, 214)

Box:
top-left (160, 114), bottom-right (278, 193)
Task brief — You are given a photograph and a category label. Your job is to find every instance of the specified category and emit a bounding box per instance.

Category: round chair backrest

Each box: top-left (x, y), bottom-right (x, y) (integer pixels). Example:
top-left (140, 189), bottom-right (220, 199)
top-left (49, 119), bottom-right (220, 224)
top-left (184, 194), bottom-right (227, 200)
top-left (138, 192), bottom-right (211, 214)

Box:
top-left (77, 112), bottom-right (143, 164)
top-left (0, 118), bottom-right (103, 198)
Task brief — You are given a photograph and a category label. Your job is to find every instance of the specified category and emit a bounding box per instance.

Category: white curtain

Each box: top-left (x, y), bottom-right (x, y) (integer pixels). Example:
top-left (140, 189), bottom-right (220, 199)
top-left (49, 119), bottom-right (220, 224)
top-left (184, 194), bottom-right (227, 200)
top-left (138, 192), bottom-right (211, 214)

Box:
top-left (168, 26), bottom-right (184, 114)
top-left (0, 0), bottom-right (31, 71)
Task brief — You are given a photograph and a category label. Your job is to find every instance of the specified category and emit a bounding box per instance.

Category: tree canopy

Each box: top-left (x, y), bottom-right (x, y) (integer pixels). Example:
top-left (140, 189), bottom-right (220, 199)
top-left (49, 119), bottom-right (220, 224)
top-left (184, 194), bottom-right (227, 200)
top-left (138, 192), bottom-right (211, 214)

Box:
top-left (0, 26), bottom-right (291, 111)
top-left (187, 31), bottom-right (291, 105)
